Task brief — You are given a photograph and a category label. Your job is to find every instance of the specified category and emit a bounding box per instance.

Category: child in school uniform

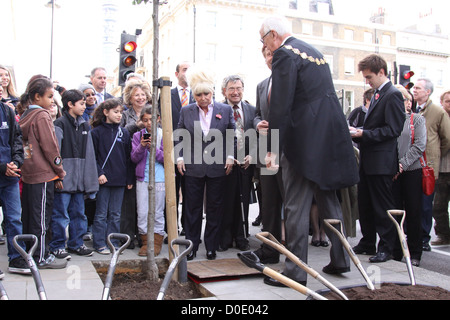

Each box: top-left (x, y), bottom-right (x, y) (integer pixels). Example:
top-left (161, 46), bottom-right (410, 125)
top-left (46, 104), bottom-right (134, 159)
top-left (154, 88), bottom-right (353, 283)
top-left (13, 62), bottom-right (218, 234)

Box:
top-left (131, 106), bottom-right (165, 256)
top-left (90, 98), bottom-right (133, 254)
top-left (49, 89), bottom-right (99, 259)
top-left (19, 77), bottom-right (67, 269)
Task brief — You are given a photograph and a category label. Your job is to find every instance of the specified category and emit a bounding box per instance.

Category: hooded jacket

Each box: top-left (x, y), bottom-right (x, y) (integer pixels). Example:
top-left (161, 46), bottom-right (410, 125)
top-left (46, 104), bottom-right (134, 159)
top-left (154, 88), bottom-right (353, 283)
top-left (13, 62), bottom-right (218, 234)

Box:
top-left (19, 106), bottom-right (65, 184)
top-left (53, 110), bottom-right (99, 194)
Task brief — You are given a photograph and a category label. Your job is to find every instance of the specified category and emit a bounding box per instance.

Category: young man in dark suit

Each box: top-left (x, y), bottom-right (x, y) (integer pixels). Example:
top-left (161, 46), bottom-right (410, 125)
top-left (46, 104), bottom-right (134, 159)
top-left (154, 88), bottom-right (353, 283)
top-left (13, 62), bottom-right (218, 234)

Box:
top-left (350, 54), bottom-right (405, 262)
top-left (260, 16), bottom-right (359, 287)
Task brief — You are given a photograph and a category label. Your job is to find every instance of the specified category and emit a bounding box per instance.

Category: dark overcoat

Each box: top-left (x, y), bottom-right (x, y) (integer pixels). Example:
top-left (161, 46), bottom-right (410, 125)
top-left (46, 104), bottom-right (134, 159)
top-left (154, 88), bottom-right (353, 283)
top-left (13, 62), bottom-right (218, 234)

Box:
top-left (269, 36), bottom-right (359, 190)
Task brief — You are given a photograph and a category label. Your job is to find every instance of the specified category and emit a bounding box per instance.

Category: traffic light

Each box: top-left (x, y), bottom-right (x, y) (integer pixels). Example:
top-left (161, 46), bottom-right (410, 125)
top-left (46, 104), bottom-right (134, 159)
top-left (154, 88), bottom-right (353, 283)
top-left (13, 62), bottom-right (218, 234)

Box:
top-left (399, 65), bottom-right (414, 90)
top-left (118, 32), bottom-right (137, 86)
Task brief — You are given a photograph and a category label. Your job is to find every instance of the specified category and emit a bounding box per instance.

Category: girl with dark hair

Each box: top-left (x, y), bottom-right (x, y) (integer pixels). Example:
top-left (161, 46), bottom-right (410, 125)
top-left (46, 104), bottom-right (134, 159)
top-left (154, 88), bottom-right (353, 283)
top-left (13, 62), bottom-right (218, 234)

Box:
top-left (19, 77), bottom-right (67, 269)
top-left (90, 99), bottom-right (133, 254)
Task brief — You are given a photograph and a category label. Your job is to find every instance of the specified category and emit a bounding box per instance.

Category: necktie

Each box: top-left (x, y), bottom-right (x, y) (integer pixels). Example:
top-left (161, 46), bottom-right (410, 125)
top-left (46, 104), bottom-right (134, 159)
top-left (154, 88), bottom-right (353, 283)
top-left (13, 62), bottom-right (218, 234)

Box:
top-left (181, 89), bottom-right (188, 107)
top-left (233, 105), bottom-right (244, 150)
top-left (96, 92), bottom-right (104, 104)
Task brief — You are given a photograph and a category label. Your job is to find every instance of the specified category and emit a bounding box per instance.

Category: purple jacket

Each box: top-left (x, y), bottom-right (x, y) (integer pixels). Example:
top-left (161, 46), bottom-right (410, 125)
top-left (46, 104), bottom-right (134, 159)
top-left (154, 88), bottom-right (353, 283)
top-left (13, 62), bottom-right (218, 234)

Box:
top-left (131, 128), bottom-right (164, 182)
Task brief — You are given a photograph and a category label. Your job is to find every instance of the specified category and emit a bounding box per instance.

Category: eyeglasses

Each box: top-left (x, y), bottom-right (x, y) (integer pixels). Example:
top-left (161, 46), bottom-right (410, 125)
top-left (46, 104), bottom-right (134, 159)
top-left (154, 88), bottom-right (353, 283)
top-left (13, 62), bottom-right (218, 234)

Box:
top-left (260, 30), bottom-right (271, 44)
top-left (227, 87), bottom-right (243, 92)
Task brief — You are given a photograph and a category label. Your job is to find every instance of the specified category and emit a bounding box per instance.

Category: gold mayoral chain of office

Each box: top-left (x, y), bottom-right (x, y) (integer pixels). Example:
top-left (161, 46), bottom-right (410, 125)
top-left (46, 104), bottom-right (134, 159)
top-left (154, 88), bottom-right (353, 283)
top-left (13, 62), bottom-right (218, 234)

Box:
top-left (283, 45), bottom-right (327, 66)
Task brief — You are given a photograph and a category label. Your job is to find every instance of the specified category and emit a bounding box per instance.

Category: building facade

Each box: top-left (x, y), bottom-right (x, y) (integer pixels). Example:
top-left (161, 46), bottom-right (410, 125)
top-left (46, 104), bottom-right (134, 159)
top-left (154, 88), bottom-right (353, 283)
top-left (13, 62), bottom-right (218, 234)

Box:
top-left (129, 0), bottom-right (449, 112)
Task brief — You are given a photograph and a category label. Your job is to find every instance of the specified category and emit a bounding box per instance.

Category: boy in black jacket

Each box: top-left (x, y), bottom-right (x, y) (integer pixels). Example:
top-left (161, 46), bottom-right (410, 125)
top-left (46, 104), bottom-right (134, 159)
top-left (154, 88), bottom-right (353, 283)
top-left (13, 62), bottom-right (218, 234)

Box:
top-left (49, 90), bottom-right (99, 259)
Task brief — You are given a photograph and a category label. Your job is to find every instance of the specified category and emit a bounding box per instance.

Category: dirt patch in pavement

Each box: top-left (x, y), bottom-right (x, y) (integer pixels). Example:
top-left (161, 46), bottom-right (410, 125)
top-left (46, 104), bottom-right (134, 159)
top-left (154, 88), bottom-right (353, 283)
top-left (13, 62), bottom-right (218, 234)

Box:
top-left (322, 282), bottom-right (450, 300)
top-left (94, 259), bottom-right (211, 300)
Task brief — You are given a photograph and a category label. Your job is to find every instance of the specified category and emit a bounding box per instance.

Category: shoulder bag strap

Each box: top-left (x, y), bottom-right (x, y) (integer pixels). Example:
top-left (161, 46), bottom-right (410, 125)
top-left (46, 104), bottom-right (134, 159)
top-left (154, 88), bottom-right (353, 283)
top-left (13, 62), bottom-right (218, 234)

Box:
top-left (102, 127), bottom-right (122, 169)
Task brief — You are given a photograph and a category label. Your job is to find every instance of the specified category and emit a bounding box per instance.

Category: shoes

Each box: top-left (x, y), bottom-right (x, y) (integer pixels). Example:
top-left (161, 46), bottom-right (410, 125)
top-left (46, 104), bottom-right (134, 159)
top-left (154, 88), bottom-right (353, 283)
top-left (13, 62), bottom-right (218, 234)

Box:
top-left (322, 263), bottom-right (350, 274)
top-left (37, 254), bottom-right (67, 269)
top-left (253, 248), bottom-right (279, 264)
top-left (68, 245), bottom-right (93, 257)
top-left (311, 239), bottom-right (329, 247)
top-left (422, 242), bottom-right (431, 252)
top-left (431, 237), bottom-right (450, 246)
top-left (51, 248), bottom-right (72, 260)
top-left (0, 270), bottom-right (4, 279)
top-left (206, 251), bottom-right (216, 260)
top-left (352, 244), bottom-right (376, 255)
top-left (96, 247), bottom-right (111, 255)
top-left (8, 257), bottom-right (31, 275)
top-left (369, 251), bottom-right (392, 263)
top-left (82, 232), bottom-right (93, 241)
top-left (187, 251), bottom-right (196, 261)
top-left (236, 242), bottom-right (250, 251)
top-left (263, 274), bottom-right (307, 287)
top-left (311, 240), bottom-right (321, 247)
top-left (411, 259), bottom-right (420, 267)
top-left (0, 236), bottom-right (6, 245)
top-left (252, 215), bottom-right (262, 226)
top-left (218, 245), bottom-right (229, 252)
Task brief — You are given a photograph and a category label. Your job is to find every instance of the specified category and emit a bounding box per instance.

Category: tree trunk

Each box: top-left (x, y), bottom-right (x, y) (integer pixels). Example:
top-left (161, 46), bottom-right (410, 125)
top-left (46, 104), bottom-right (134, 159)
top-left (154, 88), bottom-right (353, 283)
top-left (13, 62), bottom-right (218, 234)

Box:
top-left (145, 0), bottom-right (161, 281)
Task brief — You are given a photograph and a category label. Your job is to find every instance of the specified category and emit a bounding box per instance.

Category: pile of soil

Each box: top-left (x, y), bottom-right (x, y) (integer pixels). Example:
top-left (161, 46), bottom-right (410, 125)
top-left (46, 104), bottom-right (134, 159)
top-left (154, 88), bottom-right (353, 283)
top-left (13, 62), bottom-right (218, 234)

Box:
top-left (97, 268), bottom-right (205, 300)
top-left (323, 283), bottom-right (450, 300)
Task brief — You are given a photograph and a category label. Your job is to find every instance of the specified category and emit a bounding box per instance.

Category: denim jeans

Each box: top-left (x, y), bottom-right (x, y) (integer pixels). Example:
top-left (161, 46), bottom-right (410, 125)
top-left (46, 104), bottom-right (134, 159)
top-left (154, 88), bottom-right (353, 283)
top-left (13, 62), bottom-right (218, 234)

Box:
top-left (0, 182), bottom-right (26, 261)
top-left (49, 192), bottom-right (87, 251)
top-left (92, 186), bottom-right (124, 250)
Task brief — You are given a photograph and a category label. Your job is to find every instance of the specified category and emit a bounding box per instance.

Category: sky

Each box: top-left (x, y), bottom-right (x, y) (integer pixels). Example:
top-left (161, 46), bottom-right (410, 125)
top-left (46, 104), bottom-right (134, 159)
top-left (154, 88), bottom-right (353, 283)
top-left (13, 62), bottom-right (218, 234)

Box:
top-left (1, 0), bottom-right (449, 93)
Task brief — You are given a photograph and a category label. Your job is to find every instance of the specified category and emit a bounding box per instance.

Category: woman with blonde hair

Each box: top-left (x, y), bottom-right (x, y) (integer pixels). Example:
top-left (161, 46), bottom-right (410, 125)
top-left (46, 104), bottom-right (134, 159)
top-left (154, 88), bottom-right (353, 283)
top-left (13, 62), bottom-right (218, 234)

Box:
top-left (176, 67), bottom-right (235, 260)
top-left (120, 79), bottom-right (152, 249)
top-left (0, 65), bottom-right (19, 110)
top-left (121, 80), bottom-right (152, 135)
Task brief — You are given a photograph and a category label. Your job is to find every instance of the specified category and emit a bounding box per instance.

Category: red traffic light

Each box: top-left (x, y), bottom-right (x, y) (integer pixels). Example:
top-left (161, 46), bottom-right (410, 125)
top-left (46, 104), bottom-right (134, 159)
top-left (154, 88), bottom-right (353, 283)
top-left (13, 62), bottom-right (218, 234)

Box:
top-left (403, 71), bottom-right (414, 80)
top-left (123, 41), bottom-right (137, 53)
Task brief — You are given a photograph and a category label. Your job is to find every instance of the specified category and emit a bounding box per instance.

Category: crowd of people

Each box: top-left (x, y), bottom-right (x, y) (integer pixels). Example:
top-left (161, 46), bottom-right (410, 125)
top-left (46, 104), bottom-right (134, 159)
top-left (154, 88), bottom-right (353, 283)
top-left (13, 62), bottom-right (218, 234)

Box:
top-left (0, 15), bottom-right (450, 289)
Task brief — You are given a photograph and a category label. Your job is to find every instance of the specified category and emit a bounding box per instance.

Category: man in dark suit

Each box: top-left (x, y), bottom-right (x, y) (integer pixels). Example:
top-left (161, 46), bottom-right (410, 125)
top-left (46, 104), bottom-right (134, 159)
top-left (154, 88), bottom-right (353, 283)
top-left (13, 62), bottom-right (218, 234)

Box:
top-left (171, 62), bottom-right (195, 234)
top-left (260, 16), bottom-right (359, 287)
top-left (175, 69), bottom-right (235, 259)
top-left (253, 47), bottom-right (284, 264)
top-left (219, 75), bottom-right (256, 251)
top-left (350, 54), bottom-right (405, 262)
top-left (90, 67), bottom-right (114, 103)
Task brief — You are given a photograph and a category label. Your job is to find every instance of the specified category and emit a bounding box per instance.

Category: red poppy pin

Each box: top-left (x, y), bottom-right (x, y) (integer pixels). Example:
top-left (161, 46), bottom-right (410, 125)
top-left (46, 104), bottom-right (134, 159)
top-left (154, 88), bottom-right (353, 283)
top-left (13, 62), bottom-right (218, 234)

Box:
top-left (216, 113), bottom-right (222, 120)
top-left (375, 93), bottom-right (380, 100)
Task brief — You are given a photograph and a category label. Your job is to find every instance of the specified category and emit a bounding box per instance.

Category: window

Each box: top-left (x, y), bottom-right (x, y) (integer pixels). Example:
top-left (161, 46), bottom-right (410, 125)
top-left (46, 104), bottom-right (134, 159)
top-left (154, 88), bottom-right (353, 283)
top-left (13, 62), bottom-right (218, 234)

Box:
top-left (303, 22), bottom-right (313, 35)
top-left (344, 57), bottom-right (354, 75)
top-left (206, 11), bottom-right (217, 29)
top-left (323, 25), bottom-right (333, 39)
top-left (205, 44), bottom-right (217, 62)
top-left (382, 34), bottom-right (391, 46)
top-left (324, 54), bottom-right (334, 74)
top-left (437, 69), bottom-right (444, 86)
top-left (345, 91), bottom-right (354, 109)
top-left (231, 46), bottom-right (243, 65)
top-left (344, 29), bottom-right (354, 41)
top-left (231, 14), bottom-right (243, 31)
top-left (364, 32), bottom-right (373, 44)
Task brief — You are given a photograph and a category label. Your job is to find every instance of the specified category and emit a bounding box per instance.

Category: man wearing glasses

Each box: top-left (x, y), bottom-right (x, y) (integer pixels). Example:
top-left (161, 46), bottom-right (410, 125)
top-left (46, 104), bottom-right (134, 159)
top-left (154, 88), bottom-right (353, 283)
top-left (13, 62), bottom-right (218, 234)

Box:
top-left (259, 16), bottom-right (359, 287)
